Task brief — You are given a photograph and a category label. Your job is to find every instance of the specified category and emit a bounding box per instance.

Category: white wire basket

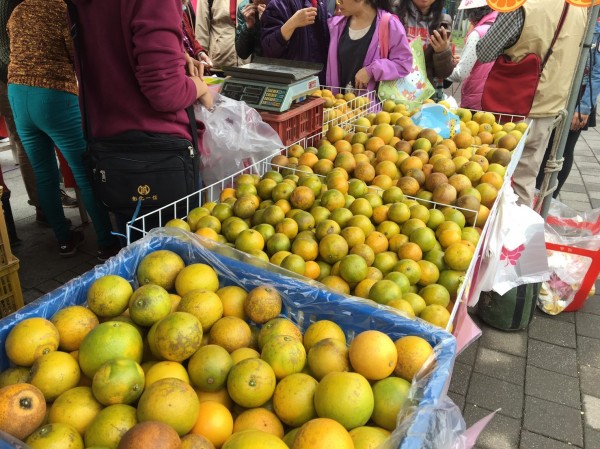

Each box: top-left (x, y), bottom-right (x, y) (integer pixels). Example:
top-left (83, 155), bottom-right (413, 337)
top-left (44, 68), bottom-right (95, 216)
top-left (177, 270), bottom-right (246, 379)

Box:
top-left (320, 86), bottom-right (380, 130)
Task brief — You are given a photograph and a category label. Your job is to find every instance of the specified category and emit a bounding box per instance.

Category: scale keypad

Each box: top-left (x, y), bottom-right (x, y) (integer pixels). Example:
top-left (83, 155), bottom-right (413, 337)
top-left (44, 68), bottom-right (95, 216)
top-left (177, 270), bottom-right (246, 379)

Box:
top-left (261, 87), bottom-right (286, 108)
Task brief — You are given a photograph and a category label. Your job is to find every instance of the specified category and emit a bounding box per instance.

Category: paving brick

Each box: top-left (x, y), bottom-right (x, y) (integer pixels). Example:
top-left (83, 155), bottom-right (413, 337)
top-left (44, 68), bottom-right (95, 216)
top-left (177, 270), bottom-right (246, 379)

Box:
top-left (580, 365), bottom-right (600, 397)
top-left (528, 339), bottom-right (578, 377)
top-left (36, 279), bottom-right (63, 294)
top-left (583, 394), bottom-right (600, 430)
top-left (466, 373), bottom-right (524, 419)
top-left (479, 325), bottom-right (527, 357)
top-left (520, 430), bottom-right (583, 449)
top-left (561, 183), bottom-right (587, 193)
top-left (568, 201), bottom-right (593, 214)
top-left (590, 191), bottom-right (600, 200)
top-left (578, 336), bottom-right (600, 369)
top-left (457, 337), bottom-right (479, 366)
top-left (463, 404), bottom-right (520, 449)
top-left (447, 391), bottom-right (465, 413)
top-left (449, 362), bottom-right (472, 396)
top-left (593, 198), bottom-right (600, 209)
top-left (23, 288), bottom-right (44, 305)
top-left (586, 182), bottom-right (600, 192)
top-left (585, 426), bottom-right (600, 449)
top-left (525, 365), bottom-right (581, 409)
top-left (523, 396), bottom-right (583, 446)
top-left (559, 191), bottom-right (588, 203)
top-left (580, 296), bottom-right (600, 316)
top-left (552, 311), bottom-right (575, 323)
top-left (474, 347), bottom-right (526, 385)
top-left (576, 312), bottom-right (600, 340)
top-left (529, 315), bottom-right (576, 348)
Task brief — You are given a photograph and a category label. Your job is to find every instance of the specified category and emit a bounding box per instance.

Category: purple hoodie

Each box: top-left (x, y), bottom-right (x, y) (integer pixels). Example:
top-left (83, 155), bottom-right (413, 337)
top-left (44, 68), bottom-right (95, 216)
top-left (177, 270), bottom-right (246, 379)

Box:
top-left (326, 10), bottom-right (412, 92)
top-left (70, 0), bottom-right (197, 141)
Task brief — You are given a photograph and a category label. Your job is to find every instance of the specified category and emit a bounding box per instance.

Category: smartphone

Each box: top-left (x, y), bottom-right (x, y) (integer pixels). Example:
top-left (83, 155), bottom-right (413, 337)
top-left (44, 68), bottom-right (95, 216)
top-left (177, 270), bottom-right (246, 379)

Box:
top-left (439, 21), bottom-right (450, 30)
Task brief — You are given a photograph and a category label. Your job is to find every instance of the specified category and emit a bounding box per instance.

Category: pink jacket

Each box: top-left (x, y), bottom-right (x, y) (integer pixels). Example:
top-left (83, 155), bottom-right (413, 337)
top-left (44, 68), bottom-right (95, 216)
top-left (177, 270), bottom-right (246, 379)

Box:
top-left (326, 10), bottom-right (412, 92)
top-left (460, 11), bottom-right (497, 110)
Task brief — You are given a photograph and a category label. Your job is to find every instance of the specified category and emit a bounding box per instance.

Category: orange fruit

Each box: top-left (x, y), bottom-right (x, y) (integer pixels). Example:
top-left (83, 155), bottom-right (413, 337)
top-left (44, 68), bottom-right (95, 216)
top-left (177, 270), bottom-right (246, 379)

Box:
top-left (244, 285), bottom-right (282, 324)
top-left (354, 278), bottom-right (377, 298)
top-left (152, 312), bottom-right (203, 362)
top-left (195, 388), bottom-right (233, 409)
top-left (191, 400), bottom-right (234, 448)
top-left (86, 275), bottom-right (133, 318)
top-left (181, 434), bottom-right (216, 449)
top-left (209, 316), bottom-right (252, 353)
top-left (307, 338), bottom-right (350, 380)
top-left (175, 263), bottom-right (220, 296)
top-left (84, 404), bottom-right (138, 448)
top-left (231, 347), bottom-right (260, 365)
top-left (319, 275), bottom-right (351, 295)
top-left (417, 260), bottom-right (440, 286)
top-left (313, 372), bottom-right (374, 430)
top-left (292, 418), bottom-right (354, 449)
top-left (145, 361), bottom-right (190, 387)
top-left (304, 261), bottom-right (321, 279)
top-left (117, 421), bottom-right (181, 449)
top-left (349, 426), bottom-right (391, 449)
top-left (368, 280), bottom-right (402, 305)
top-left (216, 286), bottom-right (248, 320)
top-left (444, 242), bottom-right (474, 271)
top-left (233, 408), bottom-right (284, 438)
top-left (129, 284), bottom-right (172, 327)
top-left (78, 321), bottom-right (143, 378)
top-left (137, 378), bottom-right (199, 436)
top-left (136, 250), bottom-right (185, 290)
top-left (348, 330), bottom-right (397, 380)
top-left (419, 284), bottom-right (451, 307)
top-left (50, 306), bottom-right (98, 352)
top-left (261, 335), bottom-right (306, 380)
top-left (25, 423), bottom-right (84, 449)
top-left (0, 367), bottom-right (30, 388)
top-left (91, 357), bottom-right (144, 406)
top-left (0, 383), bottom-right (47, 440)
top-left (371, 377), bottom-right (411, 430)
top-left (49, 386), bottom-right (103, 435)
top-left (393, 336), bottom-right (434, 381)
top-left (420, 304), bottom-right (452, 329)
top-left (303, 320), bottom-right (346, 352)
top-left (257, 317), bottom-right (302, 348)
top-left (365, 231), bottom-right (389, 254)
top-left (319, 234), bottom-right (349, 264)
top-left (188, 345), bottom-right (233, 392)
top-left (273, 373), bottom-right (318, 427)
top-left (178, 289), bottom-right (224, 332)
top-left (397, 242), bottom-right (422, 261)
top-left (227, 358), bottom-right (276, 408)
top-left (222, 429), bottom-right (288, 449)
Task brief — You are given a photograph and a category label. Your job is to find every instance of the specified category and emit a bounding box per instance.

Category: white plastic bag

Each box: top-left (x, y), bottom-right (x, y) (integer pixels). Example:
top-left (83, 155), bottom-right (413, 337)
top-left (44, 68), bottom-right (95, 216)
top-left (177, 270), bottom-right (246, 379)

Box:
top-left (476, 186), bottom-right (550, 295)
top-left (194, 94), bottom-right (284, 185)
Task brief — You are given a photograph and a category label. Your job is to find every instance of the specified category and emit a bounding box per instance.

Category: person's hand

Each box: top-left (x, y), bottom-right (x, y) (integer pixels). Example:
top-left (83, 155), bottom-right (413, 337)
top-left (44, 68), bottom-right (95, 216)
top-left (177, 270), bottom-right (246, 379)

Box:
top-left (185, 52), bottom-right (200, 77)
top-left (199, 51), bottom-right (213, 69)
top-left (290, 7), bottom-right (318, 29)
top-left (198, 90), bottom-right (214, 109)
top-left (257, 3), bottom-right (266, 19)
top-left (430, 28), bottom-right (450, 53)
top-left (570, 112), bottom-right (589, 131)
top-left (355, 68), bottom-right (371, 90)
top-left (453, 54), bottom-right (460, 64)
top-left (242, 3), bottom-right (258, 28)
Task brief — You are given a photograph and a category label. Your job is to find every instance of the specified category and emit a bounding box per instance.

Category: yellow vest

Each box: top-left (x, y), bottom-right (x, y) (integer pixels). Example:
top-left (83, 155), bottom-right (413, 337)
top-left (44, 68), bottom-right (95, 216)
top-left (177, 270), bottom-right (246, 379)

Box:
top-left (505, 0), bottom-right (587, 117)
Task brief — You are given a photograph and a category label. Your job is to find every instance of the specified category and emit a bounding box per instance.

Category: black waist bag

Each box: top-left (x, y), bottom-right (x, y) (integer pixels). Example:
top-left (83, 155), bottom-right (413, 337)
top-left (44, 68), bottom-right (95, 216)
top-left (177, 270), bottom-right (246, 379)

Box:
top-left (85, 131), bottom-right (199, 215)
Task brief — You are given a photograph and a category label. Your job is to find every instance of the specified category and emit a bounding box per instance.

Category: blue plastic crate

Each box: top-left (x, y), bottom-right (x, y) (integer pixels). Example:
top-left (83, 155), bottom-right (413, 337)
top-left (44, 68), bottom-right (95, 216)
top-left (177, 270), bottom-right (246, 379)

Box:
top-left (0, 230), bottom-right (456, 449)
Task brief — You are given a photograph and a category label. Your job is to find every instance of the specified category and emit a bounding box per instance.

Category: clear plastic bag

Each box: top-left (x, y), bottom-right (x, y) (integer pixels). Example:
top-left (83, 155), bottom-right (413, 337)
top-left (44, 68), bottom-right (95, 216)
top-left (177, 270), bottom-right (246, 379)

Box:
top-left (194, 94), bottom-right (284, 185)
top-left (538, 199), bottom-right (600, 314)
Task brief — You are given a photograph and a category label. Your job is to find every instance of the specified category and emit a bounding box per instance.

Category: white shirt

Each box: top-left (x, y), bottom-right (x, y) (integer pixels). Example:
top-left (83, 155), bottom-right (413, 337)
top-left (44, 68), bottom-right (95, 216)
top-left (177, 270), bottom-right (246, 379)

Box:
top-left (447, 31), bottom-right (481, 83)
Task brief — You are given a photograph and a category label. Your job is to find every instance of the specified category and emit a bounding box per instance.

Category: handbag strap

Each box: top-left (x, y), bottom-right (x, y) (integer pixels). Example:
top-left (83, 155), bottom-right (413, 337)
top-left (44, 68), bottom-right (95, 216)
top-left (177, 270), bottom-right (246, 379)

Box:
top-left (540, 3), bottom-right (570, 73)
top-left (65, 0), bottom-right (198, 152)
top-left (378, 13), bottom-right (391, 59)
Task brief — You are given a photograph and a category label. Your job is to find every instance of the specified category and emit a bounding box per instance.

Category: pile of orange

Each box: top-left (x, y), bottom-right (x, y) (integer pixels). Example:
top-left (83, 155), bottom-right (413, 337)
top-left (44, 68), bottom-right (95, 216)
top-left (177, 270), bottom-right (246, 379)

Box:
top-left (0, 250), bottom-right (436, 449)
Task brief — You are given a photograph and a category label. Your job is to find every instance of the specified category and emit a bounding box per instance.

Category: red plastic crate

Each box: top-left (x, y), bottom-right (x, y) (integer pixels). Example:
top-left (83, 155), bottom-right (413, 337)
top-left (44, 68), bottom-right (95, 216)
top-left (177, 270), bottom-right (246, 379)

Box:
top-left (259, 97), bottom-right (325, 147)
top-left (545, 215), bottom-right (600, 312)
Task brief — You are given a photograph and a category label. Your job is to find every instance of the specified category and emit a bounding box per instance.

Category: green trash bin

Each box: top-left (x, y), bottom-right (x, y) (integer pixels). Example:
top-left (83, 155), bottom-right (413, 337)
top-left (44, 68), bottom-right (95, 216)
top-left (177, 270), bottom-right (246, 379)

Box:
top-left (477, 283), bottom-right (540, 331)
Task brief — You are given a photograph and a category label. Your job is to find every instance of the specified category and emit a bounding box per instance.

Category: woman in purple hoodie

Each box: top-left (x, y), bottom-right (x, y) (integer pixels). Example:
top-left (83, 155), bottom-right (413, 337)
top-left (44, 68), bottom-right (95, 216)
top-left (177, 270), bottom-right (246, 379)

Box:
top-left (326, 0), bottom-right (412, 92)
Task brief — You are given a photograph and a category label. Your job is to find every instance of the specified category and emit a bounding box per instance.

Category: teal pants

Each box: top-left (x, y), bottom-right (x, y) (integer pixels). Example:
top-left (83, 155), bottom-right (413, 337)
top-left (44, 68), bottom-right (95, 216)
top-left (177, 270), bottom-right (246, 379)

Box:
top-left (8, 84), bottom-right (114, 246)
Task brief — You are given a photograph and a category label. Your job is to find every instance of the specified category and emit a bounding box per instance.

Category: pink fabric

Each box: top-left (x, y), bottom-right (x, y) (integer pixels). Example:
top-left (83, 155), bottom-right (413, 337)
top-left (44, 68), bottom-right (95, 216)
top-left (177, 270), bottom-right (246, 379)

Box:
top-left (326, 9), bottom-right (412, 92)
top-left (460, 11), bottom-right (497, 110)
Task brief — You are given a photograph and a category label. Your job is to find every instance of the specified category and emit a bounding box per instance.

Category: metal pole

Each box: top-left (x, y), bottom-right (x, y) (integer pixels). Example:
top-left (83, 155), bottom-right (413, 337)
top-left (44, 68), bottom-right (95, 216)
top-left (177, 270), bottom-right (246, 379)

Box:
top-left (538, 5), bottom-right (600, 218)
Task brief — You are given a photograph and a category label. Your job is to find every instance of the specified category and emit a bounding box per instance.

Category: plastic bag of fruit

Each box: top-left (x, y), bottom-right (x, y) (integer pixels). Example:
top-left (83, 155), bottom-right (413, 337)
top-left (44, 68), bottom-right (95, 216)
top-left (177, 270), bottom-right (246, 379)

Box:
top-left (195, 94), bottom-right (284, 185)
top-left (475, 186), bottom-right (550, 296)
top-left (538, 199), bottom-right (600, 314)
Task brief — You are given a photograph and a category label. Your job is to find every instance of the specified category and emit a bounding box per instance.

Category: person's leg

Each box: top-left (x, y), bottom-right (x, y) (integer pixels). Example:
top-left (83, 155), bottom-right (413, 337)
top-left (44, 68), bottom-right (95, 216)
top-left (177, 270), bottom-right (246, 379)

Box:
top-left (38, 90), bottom-right (115, 248)
top-left (0, 80), bottom-right (39, 209)
top-left (512, 116), bottom-right (556, 207)
top-left (554, 129), bottom-right (581, 198)
top-left (7, 84), bottom-right (71, 243)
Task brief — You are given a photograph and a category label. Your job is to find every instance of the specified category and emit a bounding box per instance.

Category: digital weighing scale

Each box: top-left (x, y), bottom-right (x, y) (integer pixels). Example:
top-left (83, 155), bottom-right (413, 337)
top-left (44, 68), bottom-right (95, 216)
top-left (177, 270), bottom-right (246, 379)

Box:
top-left (221, 58), bottom-right (322, 113)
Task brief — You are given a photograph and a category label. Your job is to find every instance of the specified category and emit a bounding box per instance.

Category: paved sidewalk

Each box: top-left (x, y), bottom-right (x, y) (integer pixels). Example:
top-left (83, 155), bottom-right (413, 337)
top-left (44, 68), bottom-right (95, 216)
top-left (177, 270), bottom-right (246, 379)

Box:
top-left (0, 116), bottom-right (599, 448)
